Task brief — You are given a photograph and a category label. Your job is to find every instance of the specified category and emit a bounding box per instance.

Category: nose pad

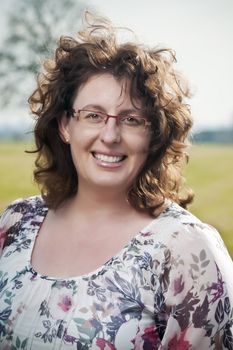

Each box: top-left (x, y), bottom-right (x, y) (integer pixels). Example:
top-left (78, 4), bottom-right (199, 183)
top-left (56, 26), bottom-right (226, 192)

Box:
top-left (100, 118), bottom-right (121, 143)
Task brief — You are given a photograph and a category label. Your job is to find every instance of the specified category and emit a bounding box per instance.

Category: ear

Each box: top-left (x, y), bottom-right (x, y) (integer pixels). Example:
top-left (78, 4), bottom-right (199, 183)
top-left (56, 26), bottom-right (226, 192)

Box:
top-left (59, 113), bottom-right (71, 144)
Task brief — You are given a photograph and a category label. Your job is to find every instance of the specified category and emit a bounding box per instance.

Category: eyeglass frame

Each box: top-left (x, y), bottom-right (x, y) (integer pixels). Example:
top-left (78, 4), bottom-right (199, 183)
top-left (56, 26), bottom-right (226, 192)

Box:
top-left (69, 108), bottom-right (152, 129)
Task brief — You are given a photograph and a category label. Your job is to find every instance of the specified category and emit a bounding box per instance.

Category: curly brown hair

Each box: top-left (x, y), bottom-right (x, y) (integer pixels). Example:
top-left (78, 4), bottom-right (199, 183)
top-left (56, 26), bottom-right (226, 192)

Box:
top-left (29, 13), bottom-right (194, 215)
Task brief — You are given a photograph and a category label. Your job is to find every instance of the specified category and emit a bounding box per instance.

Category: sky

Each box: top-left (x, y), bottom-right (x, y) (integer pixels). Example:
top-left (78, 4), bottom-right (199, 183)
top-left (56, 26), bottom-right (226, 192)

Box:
top-left (0, 0), bottom-right (233, 132)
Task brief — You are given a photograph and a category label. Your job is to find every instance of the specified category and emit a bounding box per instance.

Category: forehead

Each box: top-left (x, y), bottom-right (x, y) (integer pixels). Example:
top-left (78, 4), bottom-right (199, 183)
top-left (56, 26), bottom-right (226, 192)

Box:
top-left (73, 73), bottom-right (142, 110)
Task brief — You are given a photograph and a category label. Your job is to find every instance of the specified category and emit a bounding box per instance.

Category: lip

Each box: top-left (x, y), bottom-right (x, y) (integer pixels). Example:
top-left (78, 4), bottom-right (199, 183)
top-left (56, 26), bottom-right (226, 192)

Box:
top-left (92, 150), bottom-right (126, 157)
top-left (91, 151), bottom-right (127, 169)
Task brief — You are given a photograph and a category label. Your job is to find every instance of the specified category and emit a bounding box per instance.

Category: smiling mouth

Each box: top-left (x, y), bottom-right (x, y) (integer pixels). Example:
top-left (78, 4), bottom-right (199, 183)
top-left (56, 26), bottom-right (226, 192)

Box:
top-left (92, 152), bottom-right (126, 163)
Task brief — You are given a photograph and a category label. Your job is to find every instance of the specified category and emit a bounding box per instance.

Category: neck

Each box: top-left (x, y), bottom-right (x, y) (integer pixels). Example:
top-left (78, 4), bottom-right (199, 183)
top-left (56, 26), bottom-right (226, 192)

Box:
top-left (76, 186), bottom-right (132, 215)
top-left (60, 183), bottom-right (136, 219)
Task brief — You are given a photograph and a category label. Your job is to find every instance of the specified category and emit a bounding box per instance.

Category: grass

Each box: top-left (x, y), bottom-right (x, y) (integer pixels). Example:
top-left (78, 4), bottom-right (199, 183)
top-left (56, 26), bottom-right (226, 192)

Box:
top-left (185, 144), bottom-right (233, 258)
top-left (0, 141), bottom-right (232, 258)
top-left (0, 141), bottom-right (39, 207)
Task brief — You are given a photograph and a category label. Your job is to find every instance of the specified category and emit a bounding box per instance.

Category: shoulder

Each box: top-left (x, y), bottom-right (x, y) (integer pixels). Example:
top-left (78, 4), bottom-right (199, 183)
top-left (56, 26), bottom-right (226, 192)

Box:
top-left (147, 204), bottom-right (233, 347)
top-left (148, 201), bottom-right (233, 296)
top-left (0, 195), bottom-right (45, 225)
top-left (0, 195), bottom-right (46, 251)
top-left (147, 201), bottom-right (233, 282)
top-left (151, 201), bottom-right (226, 253)
top-left (157, 201), bottom-right (203, 227)
top-left (144, 201), bottom-right (225, 262)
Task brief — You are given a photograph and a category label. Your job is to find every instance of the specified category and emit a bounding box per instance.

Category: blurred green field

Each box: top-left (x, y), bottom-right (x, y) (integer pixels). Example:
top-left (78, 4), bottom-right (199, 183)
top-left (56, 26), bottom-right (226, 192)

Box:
top-left (185, 144), bottom-right (233, 258)
top-left (0, 141), bottom-right (232, 258)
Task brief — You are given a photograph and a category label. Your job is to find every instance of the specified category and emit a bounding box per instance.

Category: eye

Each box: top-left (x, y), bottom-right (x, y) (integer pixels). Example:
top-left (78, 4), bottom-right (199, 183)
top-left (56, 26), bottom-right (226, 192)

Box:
top-left (83, 111), bottom-right (104, 123)
top-left (121, 116), bottom-right (144, 127)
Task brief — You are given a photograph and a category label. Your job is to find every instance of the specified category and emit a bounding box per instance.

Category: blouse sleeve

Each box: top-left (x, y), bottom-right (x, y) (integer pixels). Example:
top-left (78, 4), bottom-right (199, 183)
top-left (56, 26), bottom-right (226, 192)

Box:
top-left (0, 199), bottom-right (24, 255)
top-left (158, 222), bottom-right (233, 349)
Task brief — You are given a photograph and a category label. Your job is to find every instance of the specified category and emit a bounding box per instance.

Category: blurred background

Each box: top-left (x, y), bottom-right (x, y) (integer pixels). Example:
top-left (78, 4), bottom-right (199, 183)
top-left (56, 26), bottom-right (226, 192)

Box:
top-left (0, 0), bottom-right (232, 257)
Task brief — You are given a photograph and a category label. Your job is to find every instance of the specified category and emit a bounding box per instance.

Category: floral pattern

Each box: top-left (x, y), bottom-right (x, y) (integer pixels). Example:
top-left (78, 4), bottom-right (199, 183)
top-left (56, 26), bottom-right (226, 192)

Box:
top-left (0, 195), bottom-right (233, 349)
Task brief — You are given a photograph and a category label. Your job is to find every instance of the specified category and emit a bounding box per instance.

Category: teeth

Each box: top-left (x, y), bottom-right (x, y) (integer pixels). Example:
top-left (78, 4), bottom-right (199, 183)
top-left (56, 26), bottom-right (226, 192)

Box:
top-left (93, 153), bottom-right (125, 163)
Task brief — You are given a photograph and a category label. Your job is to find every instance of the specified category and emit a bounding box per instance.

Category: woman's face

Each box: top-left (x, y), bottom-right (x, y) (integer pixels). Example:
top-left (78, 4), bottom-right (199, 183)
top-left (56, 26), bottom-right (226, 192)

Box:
top-left (59, 73), bottom-right (151, 195)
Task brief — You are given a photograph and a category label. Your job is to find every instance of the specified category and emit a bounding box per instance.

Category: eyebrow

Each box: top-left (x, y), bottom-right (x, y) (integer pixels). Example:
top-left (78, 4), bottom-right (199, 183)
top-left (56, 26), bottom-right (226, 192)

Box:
top-left (80, 104), bottom-right (143, 115)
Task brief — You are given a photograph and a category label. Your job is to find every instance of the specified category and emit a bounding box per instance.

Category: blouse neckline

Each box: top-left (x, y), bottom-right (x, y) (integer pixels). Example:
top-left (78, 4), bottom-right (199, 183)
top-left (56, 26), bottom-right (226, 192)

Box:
top-left (26, 198), bottom-right (172, 282)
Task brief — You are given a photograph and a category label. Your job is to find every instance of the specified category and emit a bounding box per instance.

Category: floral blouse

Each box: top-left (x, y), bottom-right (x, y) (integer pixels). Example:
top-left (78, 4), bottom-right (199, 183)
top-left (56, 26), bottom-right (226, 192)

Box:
top-left (0, 196), bottom-right (233, 349)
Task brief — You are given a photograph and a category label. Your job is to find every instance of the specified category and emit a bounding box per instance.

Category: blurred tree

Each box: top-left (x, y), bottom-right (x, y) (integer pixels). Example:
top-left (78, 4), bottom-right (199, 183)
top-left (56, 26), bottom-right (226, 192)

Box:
top-left (0, 0), bottom-right (86, 107)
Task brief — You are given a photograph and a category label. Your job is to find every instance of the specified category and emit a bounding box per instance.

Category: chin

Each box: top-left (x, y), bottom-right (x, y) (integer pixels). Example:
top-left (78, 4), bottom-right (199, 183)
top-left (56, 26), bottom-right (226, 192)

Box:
top-left (91, 178), bottom-right (130, 191)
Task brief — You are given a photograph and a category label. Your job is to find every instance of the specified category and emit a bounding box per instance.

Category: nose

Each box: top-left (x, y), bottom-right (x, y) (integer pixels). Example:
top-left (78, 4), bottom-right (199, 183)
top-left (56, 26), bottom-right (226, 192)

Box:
top-left (100, 117), bottom-right (121, 144)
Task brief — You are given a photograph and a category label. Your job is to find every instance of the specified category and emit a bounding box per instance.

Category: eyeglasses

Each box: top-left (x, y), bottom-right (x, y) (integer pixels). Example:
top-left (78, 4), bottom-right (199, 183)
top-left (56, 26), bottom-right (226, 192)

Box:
top-left (70, 109), bottom-right (151, 133)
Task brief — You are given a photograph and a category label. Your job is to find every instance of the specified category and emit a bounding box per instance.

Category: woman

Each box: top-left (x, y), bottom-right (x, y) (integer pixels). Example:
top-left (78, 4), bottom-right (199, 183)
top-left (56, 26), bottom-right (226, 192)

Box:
top-left (0, 14), bottom-right (233, 349)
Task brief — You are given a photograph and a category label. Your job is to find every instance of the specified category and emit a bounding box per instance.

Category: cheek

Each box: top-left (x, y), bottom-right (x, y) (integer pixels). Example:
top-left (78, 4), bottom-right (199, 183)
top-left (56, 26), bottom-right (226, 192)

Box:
top-left (69, 129), bottom-right (97, 169)
top-left (69, 128), bottom-right (97, 154)
top-left (131, 137), bottom-right (150, 170)
top-left (130, 136), bottom-right (150, 157)
top-left (137, 151), bottom-right (149, 170)
top-left (130, 144), bottom-right (150, 174)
